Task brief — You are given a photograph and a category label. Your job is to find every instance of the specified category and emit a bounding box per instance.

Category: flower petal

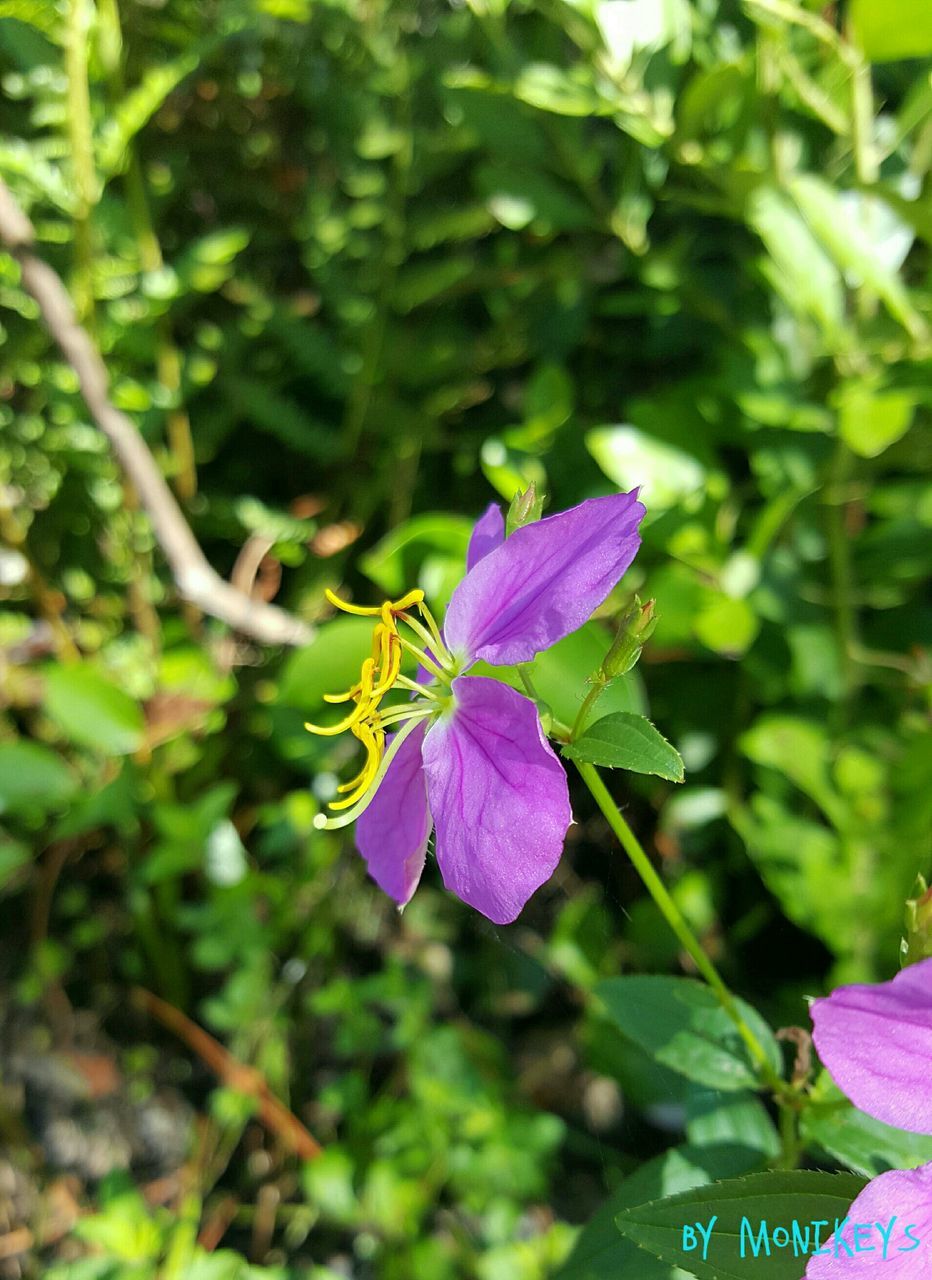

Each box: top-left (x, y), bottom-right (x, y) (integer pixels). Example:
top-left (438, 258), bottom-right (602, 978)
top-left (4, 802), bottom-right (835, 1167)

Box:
top-left (444, 491), bottom-right (645, 667)
top-left (805, 1163), bottom-right (932, 1278)
top-left (355, 721), bottom-right (431, 908)
top-left (811, 958), bottom-right (932, 1134)
top-left (421, 675), bottom-right (571, 924)
top-left (467, 502), bottom-right (505, 571)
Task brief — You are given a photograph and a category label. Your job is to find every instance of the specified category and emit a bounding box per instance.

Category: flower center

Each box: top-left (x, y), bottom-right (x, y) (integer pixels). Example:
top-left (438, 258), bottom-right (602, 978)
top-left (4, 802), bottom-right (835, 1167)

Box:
top-left (305, 587), bottom-right (454, 828)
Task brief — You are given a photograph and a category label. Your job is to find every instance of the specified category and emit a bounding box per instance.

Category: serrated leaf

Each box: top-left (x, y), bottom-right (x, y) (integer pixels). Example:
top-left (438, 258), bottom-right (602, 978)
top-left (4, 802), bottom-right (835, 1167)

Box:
top-left (615, 1170), bottom-right (868, 1280)
top-left (593, 976), bottom-right (782, 1091)
top-left (555, 1142), bottom-right (767, 1280)
top-left (564, 712), bottom-right (684, 781)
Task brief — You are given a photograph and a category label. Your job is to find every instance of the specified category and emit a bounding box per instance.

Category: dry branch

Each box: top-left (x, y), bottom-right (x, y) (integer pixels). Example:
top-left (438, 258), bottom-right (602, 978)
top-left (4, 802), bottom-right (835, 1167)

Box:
top-left (0, 178), bottom-right (313, 647)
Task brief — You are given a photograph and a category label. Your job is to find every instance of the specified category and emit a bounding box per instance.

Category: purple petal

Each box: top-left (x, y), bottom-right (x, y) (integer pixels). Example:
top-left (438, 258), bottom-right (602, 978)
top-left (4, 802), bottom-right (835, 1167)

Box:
top-left (355, 721), bottom-right (431, 908)
top-left (811, 958), bottom-right (932, 1134)
top-left (444, 491), bottom-right (645, 667)
top-left (467, 502), bottom-right (505, 571)
top-left (805, 1163), bottom-right (932, 1278)
top-left (420, 675), bottom-right (571, 924)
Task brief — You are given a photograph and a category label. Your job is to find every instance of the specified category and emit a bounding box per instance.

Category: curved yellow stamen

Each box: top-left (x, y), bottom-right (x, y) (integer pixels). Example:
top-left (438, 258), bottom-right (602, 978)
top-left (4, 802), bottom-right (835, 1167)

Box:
top-left (314, 715), bottom-right (428, 830)
top-left (308, 586), bottom-right (452, 817)
top-left (328, 721), bottom-right (384, 810)
top-left (304, 658), bottom-right (376, 735)
top-left (370, 630), bottom-right (402, 698)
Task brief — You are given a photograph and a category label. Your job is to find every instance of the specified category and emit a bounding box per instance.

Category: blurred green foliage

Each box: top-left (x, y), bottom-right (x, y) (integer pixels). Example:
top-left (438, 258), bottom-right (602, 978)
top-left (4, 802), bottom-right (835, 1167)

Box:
top-left (0, 0), bottom-right (930, 1274)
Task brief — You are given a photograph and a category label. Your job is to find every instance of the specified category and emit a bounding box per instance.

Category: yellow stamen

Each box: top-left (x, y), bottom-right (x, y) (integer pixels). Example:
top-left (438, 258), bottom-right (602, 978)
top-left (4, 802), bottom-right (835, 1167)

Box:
top-left (308, 586), bottom-right (453, 817)
top-left (304, 658), bottom-right (375, 735)
top-left (328, 722), bottom-right (384, 810)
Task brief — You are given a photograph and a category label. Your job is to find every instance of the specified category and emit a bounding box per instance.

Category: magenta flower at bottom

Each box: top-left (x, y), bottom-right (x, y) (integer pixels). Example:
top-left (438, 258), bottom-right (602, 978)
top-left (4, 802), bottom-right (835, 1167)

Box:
top-left (805, 958), bottom-right (932, 1278)
top-left (306, 491), bottom-right (645, 923)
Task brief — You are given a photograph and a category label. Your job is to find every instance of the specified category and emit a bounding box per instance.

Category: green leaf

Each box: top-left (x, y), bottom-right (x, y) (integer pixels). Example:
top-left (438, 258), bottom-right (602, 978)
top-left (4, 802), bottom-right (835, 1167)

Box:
top-left (564, 712), bottom-right (684, 782)
top-left (0, 0), bottom-right (62, 40)
top-left (692, 595), bottom-right (760, 658)
top-left (849, 0), bottom-right (932, 61)
top-left (746, 186), bottom-right (844, 338)
top-left (0, 741), bottom-right (77, 816)
top-left (0, 835), bottom-right (31, 887)
top-left (358, 512), bottom-right (473, 607)
top-left (685, 1087), bottom-right (780, 1160)
top-left (801, 1070), bottom-right (932, 1177)
top-left (555, 1142), bottom-right (767, 1280)
top-left (278, 617), bottom-right (378, 711)
top-left (512, 63), bottom-right (606, 118)
top-left (790, 176), bottom-right (925, 338)
top-left (97, 48), bottom-right (205, 176)
top-left (593, 975), bottom-right (782, 1091)
top-left (740, 716), bottom-right (847, 829)
top-left (837, 383), bottom-right (916, 458)
top-left (615, 1170), bottom-right (867, 1279)
top-left (44, 666), bottom-right (144, 755)
top-left (586, 426), bottom-right (706, 516)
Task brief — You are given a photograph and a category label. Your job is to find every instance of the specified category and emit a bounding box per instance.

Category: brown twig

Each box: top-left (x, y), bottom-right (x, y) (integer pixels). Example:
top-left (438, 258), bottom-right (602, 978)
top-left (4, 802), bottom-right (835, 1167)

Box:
top-left (132, 987), bottom-right (322, 1161)
top-left (0, 179), bottom-right (312, 648)
top-left (0, 1228), bottom-right (32, 1260)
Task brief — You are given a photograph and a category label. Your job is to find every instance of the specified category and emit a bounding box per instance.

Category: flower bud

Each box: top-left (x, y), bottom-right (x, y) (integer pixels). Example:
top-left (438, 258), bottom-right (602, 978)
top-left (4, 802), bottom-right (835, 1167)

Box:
top-left (506, 482), bottom-right (545, 536)
top-left (902, 876), bottom-right (932, 967)
top-left (599, 597), bottom-right (657, 680)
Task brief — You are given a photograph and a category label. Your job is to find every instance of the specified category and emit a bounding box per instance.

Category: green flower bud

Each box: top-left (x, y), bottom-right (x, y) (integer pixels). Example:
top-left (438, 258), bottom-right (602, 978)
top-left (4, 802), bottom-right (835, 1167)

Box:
top-left (599, 597), bottom-right (657, 680)
top-left (902, 875), bottom-right (932, 967)
top-left (506, 482), bottom-right (545, 536)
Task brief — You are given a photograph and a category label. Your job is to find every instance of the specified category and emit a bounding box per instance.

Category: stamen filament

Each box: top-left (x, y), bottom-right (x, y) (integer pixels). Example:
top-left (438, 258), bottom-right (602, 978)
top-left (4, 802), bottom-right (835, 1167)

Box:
top-left (397, 635), bottom-right (450, 684)
top-left (398, 611), bottom-right (454, 668)
top-left (393, 673), bottom-right (441, 699)
top-left (376, 703), bottom-right (436, 728)
top-left (414, 601), bottom-right (447, 654)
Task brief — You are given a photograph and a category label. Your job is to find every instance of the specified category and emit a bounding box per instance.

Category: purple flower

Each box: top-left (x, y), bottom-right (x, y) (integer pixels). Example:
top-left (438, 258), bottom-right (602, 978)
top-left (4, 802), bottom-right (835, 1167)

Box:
top-left (805, 959), bottom-right (932, 1278)
top-left (307, 491), bottom-right (644, 923)
top-left (810, 958), bottom-right (932, 1134)
top-left (805, 1165), bottom-right (932, 1278)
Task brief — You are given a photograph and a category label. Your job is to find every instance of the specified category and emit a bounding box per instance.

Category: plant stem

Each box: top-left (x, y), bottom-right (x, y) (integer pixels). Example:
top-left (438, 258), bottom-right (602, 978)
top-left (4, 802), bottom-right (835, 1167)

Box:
top-left (103, 0), bottom-right (198, 501)
top-left (826, 437), bottom-right (858, 714)
top-left (65, 0), bottom-right (98, 325)
top-left (777, 1096), bottom-right (802, 1170)
top-left (571, 681), bottom-right (606, 739)
top-left (574, 759), bottom-right (788, 1096)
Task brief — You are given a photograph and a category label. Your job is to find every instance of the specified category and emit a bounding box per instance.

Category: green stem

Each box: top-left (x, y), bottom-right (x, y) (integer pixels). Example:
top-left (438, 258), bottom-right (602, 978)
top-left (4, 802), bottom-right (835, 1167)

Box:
top-left (574, 759), bottom-right (788, 1097)
top-left (571, 681), bottom-right (606, 739)
top-left (65, 0), bottom-right (98, 325)
top-left (102, 0), bottom-right (198, 501)
top-left (826, 438), bottom-right (858, 714)
top-left (777, 1097), bottom-right (802, 1170)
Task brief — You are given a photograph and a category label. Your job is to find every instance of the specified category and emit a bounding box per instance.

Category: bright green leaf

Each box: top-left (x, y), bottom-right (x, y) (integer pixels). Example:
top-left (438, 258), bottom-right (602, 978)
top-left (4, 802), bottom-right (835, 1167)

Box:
top-left (615, 1170), bottom-right (867, 1279)
top-left (0, 742), bottom-right (77, 816)
top-left (44, 666), bottom-right (144, 755)
top-left (593, 975), bottom-right (782, 1091)
top-left (850, 0), bottom-right (932, 61)
top-left (564, 712), bottom-right (684, 782)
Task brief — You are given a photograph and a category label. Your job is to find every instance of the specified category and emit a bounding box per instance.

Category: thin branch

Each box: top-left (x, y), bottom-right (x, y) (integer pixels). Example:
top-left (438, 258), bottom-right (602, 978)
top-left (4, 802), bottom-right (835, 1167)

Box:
top-left (0, 178), bottom-right (313, 647)
top-left (132, 986), bottom-right (323, 1161)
